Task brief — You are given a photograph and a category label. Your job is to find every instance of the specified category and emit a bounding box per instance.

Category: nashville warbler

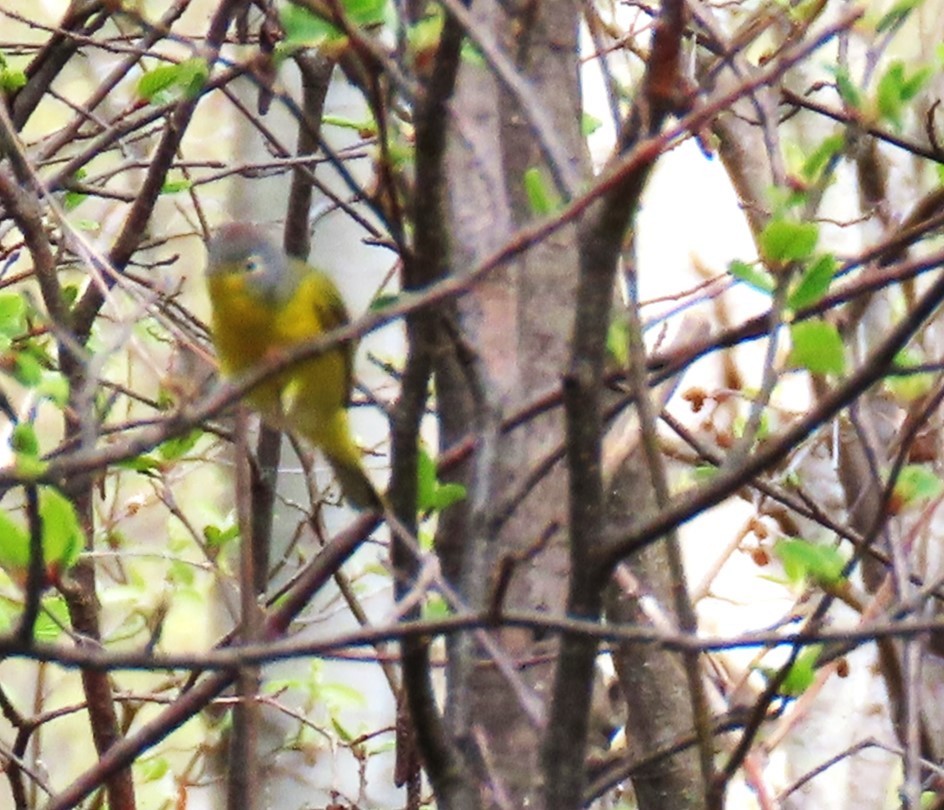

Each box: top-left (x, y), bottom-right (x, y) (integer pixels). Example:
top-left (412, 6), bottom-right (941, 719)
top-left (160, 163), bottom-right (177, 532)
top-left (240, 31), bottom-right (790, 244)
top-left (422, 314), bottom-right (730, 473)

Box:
top-left (205, 223), bottom-right (381, 510)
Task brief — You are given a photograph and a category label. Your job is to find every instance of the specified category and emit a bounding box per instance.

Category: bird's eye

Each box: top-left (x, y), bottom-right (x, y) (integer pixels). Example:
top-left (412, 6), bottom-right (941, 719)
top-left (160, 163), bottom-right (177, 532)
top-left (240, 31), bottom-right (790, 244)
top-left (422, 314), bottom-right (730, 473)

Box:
top-left (243, 254), bottom-right (263, 274)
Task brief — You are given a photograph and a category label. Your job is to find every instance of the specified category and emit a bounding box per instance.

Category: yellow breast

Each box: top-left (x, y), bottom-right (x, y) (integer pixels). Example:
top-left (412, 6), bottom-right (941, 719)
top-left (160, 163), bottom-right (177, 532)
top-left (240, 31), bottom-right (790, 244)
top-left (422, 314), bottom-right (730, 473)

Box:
top-left (208, 270), bottom-right (352, 443)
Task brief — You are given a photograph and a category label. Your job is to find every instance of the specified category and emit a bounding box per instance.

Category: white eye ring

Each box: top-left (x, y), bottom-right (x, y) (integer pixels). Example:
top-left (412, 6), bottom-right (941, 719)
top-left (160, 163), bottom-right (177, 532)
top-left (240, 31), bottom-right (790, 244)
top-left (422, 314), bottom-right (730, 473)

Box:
top-left (244, 254), bottom-right (262, 274)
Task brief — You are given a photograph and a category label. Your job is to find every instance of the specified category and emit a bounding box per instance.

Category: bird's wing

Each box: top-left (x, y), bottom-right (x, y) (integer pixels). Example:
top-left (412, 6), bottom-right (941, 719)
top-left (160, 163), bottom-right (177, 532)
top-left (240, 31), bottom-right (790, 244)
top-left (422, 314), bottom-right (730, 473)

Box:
top-left (307, 269), bottom-right (356, 403)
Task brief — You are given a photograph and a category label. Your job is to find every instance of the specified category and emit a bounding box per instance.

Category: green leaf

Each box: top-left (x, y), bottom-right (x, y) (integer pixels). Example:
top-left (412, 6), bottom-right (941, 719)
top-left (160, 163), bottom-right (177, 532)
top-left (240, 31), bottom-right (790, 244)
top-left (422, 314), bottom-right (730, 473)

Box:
top-left (774, 645), bottom-right (822, 697)
top-left (800, 134), bottom-right (844, 182)
top-left (876, 65), bottom-right (904, 126)
top-left (331, 716), bottom-right (355, 743)
top-left (13, 351), bottom-right (44, 387)
top-left (11, 422), bottom-right (40, 457)
top-left (64, 168), bottom-right (88, 211)
top-left (281, 0), bottom-right (387, 48)
top-left (0, 293), bottom-right (26, 337)
top-left (36, 372), bottom-right (69, 407)
top-left (0, 600), bottom-right (16, 634)
top-left (0, 489), bottom-right (82, 583)
top-left (732, 409), bottom-right (770, 442)
top-left (773, 538), bottom-right (846, 587)
top-left (343, 0), bottom-right (389, 28)
top-left (385, 139), bottom-right (413, 170)
top-left (876, 61), bottom-right (931, 129)
top-left (692, 465), bottom-right (718, 483)
top-left (157, 428), bottom-right (203, 461)
top-left (369, 293), bottom-right (400, 311)
top-left (0, 510), bottom-right (29, 572)
top-left (39, 489), bottom-right (84, 572)
top-left (407, 11), bottom-right (443, 55)
top-left (13, 452), bottom-right (48, 479)
top-left (417, 446), bottom-right (467, 512)
top-left (523, 166), bottom-right (561, 216)
top-left (169, 559), bottom-right (195, 587)
top-left (117, 454), bottom-right (163, 475)
top-left (203, 522), bottom-right (239, 549)
top-left (322, 114), bottom-right (377, 136)
top-left (728, 260), bottom-right (775, 295)
top-left (33, 595), bottom-right (69, 641)
top-left (833, 67), bottom-right (862, 109)
top-left (893, 464), bottom-right (943, 506)
top-left (321, 681), bottom-right (366, 710)
top-left (423, 593), bottom-right (450, 619)
top-left (787, 254), bottom-right (836, 311)
top-left (432, 482), bottom-right (466, 510)
top-left (418, 527), bottom-right (434, 551)
top-left (767, 184), bottom-right (808, 215)
top-left (788, 319), bottom-right (845, 375)
top-left (876, 0), bottom-right (922, 32)
top-left (282, 3), bottom-right (341, 47)
top-left (138, 756), bottom-right (170, 783)
top-left (416, 445), bottom-right (438, 512)
top-left (263, 678), bottom-right (294, 698)
top-left (0, 69), bottom-right (25, 93)
top-left (137, 63), bottom-right (181, 102)
top-left (582, 112), bottom-right (603, 136)
top-left (63, 188), bottom-right (87, 211)
top-left (759, 218), bottom-right (819, 264)
top-left (160, 177), bottom-right (192, 195)
top-left (886, 350), bottom-right (935, 402)
top-left (366, 738), bottom-right (397, 756)
top-left (62, 284), bottom-right (79, 307)
top-left (784, 0), bottom-right (823, 23)
top-left (0, 51), bottom-right (26, 94)
top-left (901, 68), bottom-right (931, 101)
top-left (606, 318), bottom-right (629, 368)
top-left (461, 40), bottom-right (485, 66)
top-left (176, 57), bottom-right (209, 98)
top-left (137, 57), bottom-right (208, 104)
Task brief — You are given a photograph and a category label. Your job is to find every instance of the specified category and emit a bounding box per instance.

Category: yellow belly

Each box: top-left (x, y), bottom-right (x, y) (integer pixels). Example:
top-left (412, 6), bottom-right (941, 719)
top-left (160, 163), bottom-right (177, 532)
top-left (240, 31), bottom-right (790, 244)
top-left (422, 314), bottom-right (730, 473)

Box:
top-left (208, 272), bottom-right (351, 450)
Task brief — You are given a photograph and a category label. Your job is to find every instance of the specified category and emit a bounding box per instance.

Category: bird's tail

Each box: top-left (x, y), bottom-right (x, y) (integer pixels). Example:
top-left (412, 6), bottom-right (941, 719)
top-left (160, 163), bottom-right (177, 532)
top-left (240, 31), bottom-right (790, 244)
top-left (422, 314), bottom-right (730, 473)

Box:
top-left (328, 454), bottom-right (383, 511)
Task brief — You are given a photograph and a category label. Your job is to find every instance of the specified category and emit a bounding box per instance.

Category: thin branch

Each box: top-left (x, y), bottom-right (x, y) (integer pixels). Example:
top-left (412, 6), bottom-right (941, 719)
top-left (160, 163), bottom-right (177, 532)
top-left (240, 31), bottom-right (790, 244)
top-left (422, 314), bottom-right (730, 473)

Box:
top-left (434, 0), bottom-right (582, 199)
top-left (43, 510), bottom-right (379, 810)
top-left (603, 260), bottom-right (944, 565)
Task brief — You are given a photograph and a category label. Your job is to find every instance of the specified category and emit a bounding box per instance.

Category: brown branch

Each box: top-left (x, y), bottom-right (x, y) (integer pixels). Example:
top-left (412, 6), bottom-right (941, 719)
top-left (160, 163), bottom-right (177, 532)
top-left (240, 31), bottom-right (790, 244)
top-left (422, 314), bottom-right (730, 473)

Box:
top-left (544, 0), bottom-right (690, 804)
top-left (68, 0), bottom-right (244, 339)
top-left (44, 510), bottom-right (379, 810)
top-left (434, 0), bottom-right (582, 198)
top-left (2, 65), bottom-right (138, 810)
top-left (9, 1), bottom-right (109, 130)
top-left (16, 486), bottom-right (43, 645)
top-left (0, 9), bottom-right (864, 497)
top-left (14, 604), bottom-right (944, 680)
top-left (41, 65), bottom-right (244, 195)
top-left (781, 86), bottom-right (944, 164)
top-left (391, 12), bottom-right (475, 806)
top-left (30, 1), bottom-right (192, 166)
top-left (602, 261), bottom-right (944, 565)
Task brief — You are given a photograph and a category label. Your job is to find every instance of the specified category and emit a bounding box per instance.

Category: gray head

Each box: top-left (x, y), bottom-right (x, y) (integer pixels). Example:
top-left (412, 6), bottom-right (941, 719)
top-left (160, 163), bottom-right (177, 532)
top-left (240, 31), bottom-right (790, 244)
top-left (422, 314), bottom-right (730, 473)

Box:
top-left (205, 223), bottom-right (295, 304)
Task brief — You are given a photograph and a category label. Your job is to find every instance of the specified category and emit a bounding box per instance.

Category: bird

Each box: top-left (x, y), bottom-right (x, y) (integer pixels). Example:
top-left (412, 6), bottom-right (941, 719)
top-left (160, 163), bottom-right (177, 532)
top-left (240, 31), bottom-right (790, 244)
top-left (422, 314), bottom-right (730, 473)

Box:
top-left (204, 222), bottom-right (381, 510)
